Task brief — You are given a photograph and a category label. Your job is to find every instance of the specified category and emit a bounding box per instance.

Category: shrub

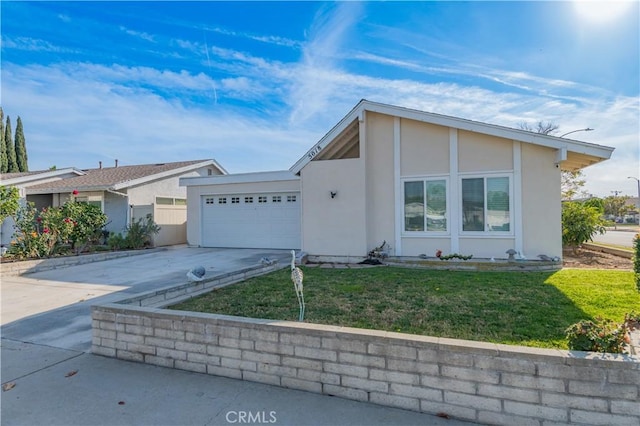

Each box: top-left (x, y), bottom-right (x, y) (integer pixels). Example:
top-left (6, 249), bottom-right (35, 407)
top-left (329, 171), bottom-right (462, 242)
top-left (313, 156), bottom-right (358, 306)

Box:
top-left (62, 200), bottom-right (107, 254)
top-left (561, 201), bottom-right (607, 253)
top-left (566, 317), bottom-right (629, 353)
top-left (107, 232), bottom-right (128, 251)
top-left (0, 185), bottom-right (20, 222)
top-left (124, 215), bottom-right (160, 249)
top-left (634, 234), bottom-right (640, 292)
top-left (9, 203), bottom-right (74, 258)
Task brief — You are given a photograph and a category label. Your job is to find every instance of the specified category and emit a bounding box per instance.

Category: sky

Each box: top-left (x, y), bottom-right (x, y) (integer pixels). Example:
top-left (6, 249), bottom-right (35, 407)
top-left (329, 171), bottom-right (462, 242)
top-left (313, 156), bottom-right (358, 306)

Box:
top-left (1, 1), bottom-right (638, 198)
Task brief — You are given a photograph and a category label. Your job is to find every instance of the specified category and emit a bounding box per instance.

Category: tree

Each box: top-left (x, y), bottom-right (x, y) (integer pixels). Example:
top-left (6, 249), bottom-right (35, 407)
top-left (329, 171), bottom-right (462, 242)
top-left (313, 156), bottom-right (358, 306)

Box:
top-left (4, 116), bottom-right (18, 173)
top-left (603, 195), bottom-right (631, 229)
top-left (518, 121), bottom-right (559, 135)
top-left (561, 170), bottom-right (587, 200)
top-left (14, 116), bottom-right (28, 172)
top-left (0, 185), bottom-right (20, 222)
top-left (562, 201), bottom-right (607, 253)
top-left (0, 108), bottom-right (6, 173)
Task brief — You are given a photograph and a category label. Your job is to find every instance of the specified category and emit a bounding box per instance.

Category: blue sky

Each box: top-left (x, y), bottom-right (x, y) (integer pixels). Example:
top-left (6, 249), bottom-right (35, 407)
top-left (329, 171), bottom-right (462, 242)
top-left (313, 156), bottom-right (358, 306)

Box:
top-left (1, 1), bottom-right (638, 197)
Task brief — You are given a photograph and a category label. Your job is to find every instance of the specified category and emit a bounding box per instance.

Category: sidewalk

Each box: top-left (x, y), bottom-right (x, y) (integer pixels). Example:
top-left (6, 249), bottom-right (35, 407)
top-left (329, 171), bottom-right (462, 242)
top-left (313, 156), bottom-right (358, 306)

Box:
top-left (1, 339), bottom-right (473, 426)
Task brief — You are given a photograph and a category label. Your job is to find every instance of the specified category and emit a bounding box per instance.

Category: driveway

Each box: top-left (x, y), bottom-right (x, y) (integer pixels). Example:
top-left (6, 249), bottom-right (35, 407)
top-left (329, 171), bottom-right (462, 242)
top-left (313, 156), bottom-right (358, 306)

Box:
top-left (1, 246), bottom-right (292, 352)
top-left (1, 246), bottom-right (473, 426)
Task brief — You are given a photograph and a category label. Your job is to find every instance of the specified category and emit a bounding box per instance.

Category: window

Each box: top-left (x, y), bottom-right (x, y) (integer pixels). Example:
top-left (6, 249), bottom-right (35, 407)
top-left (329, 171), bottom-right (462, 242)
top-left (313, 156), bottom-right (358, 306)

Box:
top-left (245, 196), bottom-right (253, 203)
top-left (175, 198), bottom-right (187, 206)
top-left (205, 198), bottom-right (215, 205)
top-left (218, 197), bottom-right (227, 204)
top-left (231, 197), bottom-right (240, 204)
top-left (258, 196), bottom-right (267, 203)
top-left (272, 196), bottom-right (281, 203)
top-left (156, 197), bottom-right (173, 205)
top-left (403, 179), bottom-right (447, 232)
top-left (462, 176), bottom-right (510, 232)
top-left (287, 195), bottom-right (296, 202)
top-left (157, 197), bottom-right (187, 206)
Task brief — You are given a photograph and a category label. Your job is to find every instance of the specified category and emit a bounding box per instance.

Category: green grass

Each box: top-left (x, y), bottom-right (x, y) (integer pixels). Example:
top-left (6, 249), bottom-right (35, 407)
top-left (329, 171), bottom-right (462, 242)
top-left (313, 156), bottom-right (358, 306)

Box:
top-left (170, 267), bottom-right (639, 349)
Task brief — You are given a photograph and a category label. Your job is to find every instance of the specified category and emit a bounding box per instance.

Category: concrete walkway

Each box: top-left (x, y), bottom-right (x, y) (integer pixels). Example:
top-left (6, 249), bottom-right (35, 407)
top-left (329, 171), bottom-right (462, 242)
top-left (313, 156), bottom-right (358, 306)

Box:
top-left (1, 246), bottom-right (474, 426)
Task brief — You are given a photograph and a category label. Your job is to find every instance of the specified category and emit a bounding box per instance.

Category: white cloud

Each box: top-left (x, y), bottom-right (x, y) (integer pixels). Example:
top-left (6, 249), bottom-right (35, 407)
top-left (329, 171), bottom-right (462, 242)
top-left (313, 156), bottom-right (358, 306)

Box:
top-left (119, 26), bottom-right (155, 43)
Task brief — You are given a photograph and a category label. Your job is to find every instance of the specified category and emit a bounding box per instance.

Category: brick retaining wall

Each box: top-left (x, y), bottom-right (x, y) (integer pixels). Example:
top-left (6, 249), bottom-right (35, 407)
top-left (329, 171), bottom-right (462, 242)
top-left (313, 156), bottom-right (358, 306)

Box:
top-left (92, 284), bottom-right (640, 425)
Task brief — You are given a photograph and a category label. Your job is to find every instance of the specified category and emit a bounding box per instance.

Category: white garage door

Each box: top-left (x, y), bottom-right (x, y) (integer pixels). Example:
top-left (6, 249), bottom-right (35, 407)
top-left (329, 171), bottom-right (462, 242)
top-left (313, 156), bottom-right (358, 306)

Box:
top-left (201, 192), bottom-right (301, 249)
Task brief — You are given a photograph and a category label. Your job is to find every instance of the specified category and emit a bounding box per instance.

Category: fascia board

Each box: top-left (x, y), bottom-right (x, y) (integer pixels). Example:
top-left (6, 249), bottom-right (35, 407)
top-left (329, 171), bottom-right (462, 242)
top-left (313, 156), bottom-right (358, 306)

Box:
top-left (2, 168), bottom-right (86, 186)
top-left (112, 160), bottom-right (223, 190)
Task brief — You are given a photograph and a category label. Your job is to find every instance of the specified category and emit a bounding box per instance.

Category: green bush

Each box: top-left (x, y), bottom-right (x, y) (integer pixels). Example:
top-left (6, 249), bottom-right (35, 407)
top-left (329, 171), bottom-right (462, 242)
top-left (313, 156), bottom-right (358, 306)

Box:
top-left (107, 232), bottom-right (128, 251)
top-left (62, 200), bottom-right (107, 254)
top-left (634, 234), bottom-right (640, 292)
top-left (124, 215), bottom-right (161, 249)
top-left (566, 317), bottom-right (629, 353)
top-left (561, 201), bottom-right (607, 253)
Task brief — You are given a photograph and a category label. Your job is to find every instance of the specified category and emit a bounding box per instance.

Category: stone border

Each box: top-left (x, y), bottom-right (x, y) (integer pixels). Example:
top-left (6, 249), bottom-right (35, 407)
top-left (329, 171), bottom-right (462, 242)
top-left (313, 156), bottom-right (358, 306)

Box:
top-left (582, 243), bottom-right (633, 260)
top-left (0, 248), bottom-right (166, 277)
top-left (92, 268), bottom-right (640, 426)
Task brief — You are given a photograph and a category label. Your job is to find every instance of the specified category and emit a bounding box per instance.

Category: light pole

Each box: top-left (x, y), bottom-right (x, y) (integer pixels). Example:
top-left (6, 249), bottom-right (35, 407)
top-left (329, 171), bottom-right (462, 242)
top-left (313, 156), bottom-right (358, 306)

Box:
top-left (628, 176), bottom-right (640, 224)
top-left (559, 128), bottom-right (594, 138)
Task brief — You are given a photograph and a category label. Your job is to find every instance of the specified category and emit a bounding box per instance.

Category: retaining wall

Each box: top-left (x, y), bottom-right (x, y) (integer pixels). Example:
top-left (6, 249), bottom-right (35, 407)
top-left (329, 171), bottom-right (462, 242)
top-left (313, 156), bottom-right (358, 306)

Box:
top-left (92, 281), bottom-right (640, 426)
top-left (0, 248), bottom-right (165, 276)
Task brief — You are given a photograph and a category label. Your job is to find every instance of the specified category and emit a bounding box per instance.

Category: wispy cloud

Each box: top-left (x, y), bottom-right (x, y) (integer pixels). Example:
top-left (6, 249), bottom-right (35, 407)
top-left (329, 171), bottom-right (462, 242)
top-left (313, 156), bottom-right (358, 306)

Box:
top-left (119, 26), bottom-right (155, 43)
top-left (1, 36), bottom-right (77, 53)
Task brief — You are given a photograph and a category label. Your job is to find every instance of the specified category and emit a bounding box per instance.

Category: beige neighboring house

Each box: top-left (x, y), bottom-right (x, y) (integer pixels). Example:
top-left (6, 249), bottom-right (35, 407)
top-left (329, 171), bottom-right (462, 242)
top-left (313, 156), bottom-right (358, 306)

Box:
top-left (3, 159), bottom-right (226, 248)
top-left (182, 100), bottom-right (615, 260)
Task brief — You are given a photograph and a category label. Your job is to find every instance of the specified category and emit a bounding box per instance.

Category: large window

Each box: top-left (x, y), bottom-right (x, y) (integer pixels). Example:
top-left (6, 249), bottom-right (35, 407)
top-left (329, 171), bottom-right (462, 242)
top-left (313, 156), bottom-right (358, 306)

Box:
top-left (404, 179), bottom-right (447, 232)
top-left (462, 176), bottom-right (510, 232)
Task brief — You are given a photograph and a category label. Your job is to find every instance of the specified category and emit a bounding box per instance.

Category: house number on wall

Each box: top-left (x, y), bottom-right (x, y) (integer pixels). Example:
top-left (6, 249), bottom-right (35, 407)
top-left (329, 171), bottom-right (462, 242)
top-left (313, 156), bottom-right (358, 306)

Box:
top-left (307, 145), bottom-right (322, 160)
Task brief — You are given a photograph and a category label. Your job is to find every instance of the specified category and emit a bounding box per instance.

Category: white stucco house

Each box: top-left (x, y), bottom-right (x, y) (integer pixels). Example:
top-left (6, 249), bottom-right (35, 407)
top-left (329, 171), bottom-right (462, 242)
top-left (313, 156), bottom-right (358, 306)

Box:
top-left (2, 159), bottom-right (226, 247)
top-left (181, 100), bottom-right (615, 260)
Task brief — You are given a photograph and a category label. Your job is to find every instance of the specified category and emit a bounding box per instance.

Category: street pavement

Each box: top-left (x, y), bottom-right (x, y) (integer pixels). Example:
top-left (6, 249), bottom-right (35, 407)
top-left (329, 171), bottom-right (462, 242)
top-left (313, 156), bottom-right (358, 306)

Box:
top-left (1, 246), bottom-right (474, 426)
top-left (591, 228), bottom-right (638, 248)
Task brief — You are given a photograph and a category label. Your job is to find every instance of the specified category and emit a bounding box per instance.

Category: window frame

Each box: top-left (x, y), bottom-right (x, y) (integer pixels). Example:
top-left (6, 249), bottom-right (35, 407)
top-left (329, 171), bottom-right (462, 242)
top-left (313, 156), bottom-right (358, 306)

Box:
top-left (401, 176), bottom-right (449, 236)
top-left (459, 173), bottom-right (513, 236)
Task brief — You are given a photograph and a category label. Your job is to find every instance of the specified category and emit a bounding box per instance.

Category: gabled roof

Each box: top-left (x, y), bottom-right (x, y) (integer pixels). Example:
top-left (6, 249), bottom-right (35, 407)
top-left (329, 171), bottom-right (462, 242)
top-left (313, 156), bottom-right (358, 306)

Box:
top-left (26, 159), bottom-right (227, 195)
top-left (0, 168), bottom-right (86, 187)
top-left (290, 99), bottom-right (616, 174)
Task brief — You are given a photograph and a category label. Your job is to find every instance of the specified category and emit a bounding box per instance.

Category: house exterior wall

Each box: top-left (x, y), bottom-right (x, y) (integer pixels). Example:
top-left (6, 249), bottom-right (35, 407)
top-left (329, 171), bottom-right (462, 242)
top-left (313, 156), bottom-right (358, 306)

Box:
top-left (301, 158), bottom-right (367, 256)
top-left (104, 191), bottom-right (129, 235)
top-left (303, 113), bottom-right (563, 260)
top-left (400, 119), bottom-right (449, 176)
top-left (521, 143), bottom-right (562, 258)
top-left (458, 131), bottom-right (513, 172)
top-left (365, 113), bottom-right (396, 254)
top-left (186, 179), bottom-right (300, 247)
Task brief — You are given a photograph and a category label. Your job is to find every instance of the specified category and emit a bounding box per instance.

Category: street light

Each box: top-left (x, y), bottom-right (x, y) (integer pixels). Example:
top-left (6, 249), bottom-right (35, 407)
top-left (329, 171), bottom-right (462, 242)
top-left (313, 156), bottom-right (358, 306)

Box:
top-left (559, 128), bottom-right (594, 138)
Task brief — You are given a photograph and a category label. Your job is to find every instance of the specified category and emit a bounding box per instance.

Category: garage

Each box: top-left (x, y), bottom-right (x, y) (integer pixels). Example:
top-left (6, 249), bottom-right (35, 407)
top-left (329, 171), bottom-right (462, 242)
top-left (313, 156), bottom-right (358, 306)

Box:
top-left (201, 192), bottom-right (300, 249)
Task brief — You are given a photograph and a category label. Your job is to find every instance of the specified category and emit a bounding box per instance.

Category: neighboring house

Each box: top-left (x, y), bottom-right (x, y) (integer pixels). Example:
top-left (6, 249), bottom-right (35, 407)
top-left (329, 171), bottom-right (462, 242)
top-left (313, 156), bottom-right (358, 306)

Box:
top-left (183, 100), bottom-right (615, 260)
top-left (4, 159), bottom-right (226, 247)
top-left (1, 167), bottom-right (86, 246)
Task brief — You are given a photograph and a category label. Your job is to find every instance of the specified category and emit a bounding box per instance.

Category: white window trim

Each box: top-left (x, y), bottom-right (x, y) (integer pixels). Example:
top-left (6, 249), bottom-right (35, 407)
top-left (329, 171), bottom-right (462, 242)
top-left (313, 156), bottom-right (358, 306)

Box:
top-left (401, 176), bottom-right (450, 237)
top-left (459, 173), bottom-right (514, 236)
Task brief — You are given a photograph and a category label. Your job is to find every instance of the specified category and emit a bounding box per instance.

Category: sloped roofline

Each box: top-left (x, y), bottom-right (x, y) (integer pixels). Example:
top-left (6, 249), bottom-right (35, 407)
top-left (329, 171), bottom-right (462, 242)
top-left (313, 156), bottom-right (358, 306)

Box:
top-left (0, 167), bottom-right (86, 186)
top-left (111, 159), bottom-right (227, 190)
top-left (290, 99), bottom-right (615, 174)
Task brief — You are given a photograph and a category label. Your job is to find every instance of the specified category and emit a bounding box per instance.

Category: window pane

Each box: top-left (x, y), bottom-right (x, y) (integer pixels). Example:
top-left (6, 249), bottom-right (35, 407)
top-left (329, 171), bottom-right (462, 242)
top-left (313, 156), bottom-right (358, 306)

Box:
top-left (487, 177), bottom-right (510, 231)
top-left (462, 178), bottom-right (484, 231)
top-left (175, 198), bottom-right (187, 206)
top-left (156, 197), bottom-right (173, 205)
top-left (426, 180), bottom-right (447, 231)
top-left (404, 181), bottom-right (424, 231)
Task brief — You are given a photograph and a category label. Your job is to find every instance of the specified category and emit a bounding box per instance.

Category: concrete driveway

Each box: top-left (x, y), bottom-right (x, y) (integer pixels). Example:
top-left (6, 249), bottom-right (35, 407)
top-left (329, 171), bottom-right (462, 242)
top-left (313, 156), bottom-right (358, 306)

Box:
top-left (1, 246), bottom-right (474, 426)
top-left (1, 246), bottom-right (292, 352)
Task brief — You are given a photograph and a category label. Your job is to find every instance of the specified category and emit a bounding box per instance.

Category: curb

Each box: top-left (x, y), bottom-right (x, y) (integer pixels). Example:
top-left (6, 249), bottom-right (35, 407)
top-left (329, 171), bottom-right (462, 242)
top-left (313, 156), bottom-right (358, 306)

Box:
top-left (582, 243), bottom-right (633, 259)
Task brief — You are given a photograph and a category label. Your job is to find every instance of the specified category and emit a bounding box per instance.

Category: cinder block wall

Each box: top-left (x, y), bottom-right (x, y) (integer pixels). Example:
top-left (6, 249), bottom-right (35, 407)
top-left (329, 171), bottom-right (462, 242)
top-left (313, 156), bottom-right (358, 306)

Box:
top-left (92, 305), bottom-right (640, 425)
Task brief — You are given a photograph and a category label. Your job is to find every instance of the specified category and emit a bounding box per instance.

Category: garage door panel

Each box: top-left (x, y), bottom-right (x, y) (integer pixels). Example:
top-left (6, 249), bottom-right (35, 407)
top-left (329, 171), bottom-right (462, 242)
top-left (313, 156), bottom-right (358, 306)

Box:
top-left (201, 192), bottom-right (300, 249)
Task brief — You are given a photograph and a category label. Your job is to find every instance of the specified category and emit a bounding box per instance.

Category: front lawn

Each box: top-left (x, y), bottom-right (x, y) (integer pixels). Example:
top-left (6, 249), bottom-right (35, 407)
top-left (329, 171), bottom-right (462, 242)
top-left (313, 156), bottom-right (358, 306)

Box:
top-left (170, 267), bottom-right (639, 349)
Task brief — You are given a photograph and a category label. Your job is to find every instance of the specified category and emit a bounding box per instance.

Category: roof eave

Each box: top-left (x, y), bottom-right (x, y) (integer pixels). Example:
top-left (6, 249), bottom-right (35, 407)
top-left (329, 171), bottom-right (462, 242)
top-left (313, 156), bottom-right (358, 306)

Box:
top-left (112, 160), bottom-right (226, 190)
